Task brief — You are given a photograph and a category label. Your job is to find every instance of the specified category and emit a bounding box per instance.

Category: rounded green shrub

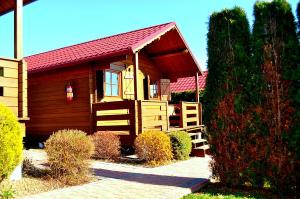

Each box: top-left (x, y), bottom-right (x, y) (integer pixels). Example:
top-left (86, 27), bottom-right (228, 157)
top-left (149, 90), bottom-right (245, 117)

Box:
top-left (45, 129), bottom-right (94, 185)
top-left (135, 130), bottom-right (173, 166)
top-left (0, 103), bottom-right (23, 182)
top-left (169, 131), bottom-right (192, 160)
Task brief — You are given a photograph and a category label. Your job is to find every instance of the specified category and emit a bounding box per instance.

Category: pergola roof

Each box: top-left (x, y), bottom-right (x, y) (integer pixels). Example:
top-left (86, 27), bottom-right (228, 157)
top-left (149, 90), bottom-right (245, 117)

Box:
top-left (26, 22), bottom-right (202, 79)
top-left (0, 0), bottom-right (35, 16)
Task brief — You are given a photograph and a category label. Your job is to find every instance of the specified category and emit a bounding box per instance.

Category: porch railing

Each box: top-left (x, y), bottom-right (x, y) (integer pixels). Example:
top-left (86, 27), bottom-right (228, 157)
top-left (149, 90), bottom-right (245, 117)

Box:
top-left (179, 101), bottom-right (202, 128)
top-left (138, 100), bottom-right (168, 131)
top-left (92, 100), bottom-right (137, 135)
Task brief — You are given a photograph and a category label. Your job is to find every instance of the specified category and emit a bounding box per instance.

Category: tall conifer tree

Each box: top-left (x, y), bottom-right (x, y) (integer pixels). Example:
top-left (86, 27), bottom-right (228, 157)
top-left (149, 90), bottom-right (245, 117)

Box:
top-left (252, 0), bottom-right (299, 193)
top-left (204, 7), bottom-right (255, 186)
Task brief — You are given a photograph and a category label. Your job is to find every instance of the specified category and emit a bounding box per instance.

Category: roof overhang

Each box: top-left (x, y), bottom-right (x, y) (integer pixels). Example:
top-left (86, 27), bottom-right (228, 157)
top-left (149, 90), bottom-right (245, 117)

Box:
top-left (0, 0), bottom-right (36, 16)
top-left (132, 22), bottom-right (202, 80)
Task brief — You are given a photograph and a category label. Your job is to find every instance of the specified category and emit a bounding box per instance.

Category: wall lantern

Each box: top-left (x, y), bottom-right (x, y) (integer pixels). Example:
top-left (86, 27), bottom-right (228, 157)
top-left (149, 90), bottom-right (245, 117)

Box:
top-left (66, 82), bottom-right (74, 102)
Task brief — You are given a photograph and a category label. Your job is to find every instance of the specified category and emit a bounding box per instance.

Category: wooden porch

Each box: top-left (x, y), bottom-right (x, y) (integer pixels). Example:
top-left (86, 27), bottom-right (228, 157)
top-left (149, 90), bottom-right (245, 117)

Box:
top-left (92, 100), bottom-right (202, 144)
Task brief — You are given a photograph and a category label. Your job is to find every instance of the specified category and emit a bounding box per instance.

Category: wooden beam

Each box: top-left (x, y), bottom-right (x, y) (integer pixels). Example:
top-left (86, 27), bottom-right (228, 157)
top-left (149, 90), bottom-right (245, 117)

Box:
top-left (89, 66), bottom-right (95, 133)
top-left (133, 52), bottom-right (139, 100)
top-left (150, 48), bottom-right (188, 59)
top-left (14, 0), bottom-right (23, 59)
top-left (195, 72), bottom-right (199, 102)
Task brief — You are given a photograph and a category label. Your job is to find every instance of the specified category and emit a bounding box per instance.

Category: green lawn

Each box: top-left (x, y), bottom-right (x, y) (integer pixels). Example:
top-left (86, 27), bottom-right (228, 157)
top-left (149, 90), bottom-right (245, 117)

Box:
top-left (182, 183), bottom-right (278, 199)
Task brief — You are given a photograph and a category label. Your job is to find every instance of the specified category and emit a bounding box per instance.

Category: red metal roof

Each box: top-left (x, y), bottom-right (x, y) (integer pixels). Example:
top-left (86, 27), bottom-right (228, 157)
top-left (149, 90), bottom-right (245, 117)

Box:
top-left (26, 22), bottom-right (182, 73)
top-left (170, 71), bottom-right (208, 93)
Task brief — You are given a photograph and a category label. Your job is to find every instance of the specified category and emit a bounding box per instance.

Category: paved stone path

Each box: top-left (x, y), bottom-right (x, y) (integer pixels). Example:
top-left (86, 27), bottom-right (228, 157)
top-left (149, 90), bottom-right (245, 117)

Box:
top-left (22, 154), bottom-right (211, 199)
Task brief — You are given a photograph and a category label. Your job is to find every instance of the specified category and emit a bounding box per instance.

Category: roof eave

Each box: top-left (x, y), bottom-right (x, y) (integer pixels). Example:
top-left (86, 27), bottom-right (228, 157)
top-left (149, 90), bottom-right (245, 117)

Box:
top-left (173, 24), bottom-right (203, 75)
top-left (131, 22), bottom-right (202, 75)
top-left (28, 48), bottom-right (131, 74)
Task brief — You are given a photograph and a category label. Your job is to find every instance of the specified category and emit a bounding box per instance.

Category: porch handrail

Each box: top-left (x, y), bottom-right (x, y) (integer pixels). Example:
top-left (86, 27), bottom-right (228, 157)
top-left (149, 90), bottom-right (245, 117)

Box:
top-left (92, 100), bottom-right (137, 135)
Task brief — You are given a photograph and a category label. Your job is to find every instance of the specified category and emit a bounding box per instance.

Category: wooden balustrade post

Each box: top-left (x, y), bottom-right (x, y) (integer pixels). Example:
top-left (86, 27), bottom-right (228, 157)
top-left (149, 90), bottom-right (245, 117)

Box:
top-left (133, 52), bottom-right (139, 100)
top-left (195, 72), bottom-right (199, 103)
top-left (179, 101), bottom-right (185, 128)
top-left (199, 103), bottom-right (202, 125)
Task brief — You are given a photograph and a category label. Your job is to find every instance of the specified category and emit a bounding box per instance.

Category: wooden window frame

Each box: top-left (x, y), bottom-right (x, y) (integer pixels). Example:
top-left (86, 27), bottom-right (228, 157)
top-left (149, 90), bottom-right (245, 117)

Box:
top-left (149, 80), bottom-right (159, 99)
top-left (103, 69), bottom-right (121, 97)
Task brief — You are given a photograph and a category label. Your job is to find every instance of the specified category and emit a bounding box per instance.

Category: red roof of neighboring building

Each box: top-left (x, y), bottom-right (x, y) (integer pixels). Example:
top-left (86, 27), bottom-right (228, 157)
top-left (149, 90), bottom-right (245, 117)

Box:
top-left (170, 71), bottom-right (208, 93)
top-left (26, 22), bottom-right (200, 74)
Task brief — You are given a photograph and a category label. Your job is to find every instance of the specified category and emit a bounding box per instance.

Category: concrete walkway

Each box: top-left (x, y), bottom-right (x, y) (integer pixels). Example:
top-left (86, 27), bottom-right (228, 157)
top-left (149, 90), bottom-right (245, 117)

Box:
top-left (22, 156), bottom-right (211, 199)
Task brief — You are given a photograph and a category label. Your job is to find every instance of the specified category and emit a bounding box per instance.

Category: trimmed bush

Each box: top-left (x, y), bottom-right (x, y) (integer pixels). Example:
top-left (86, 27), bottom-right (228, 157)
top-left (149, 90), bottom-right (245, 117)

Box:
top-left (169, 131), bottom-right (192, 160)
top-left (91, 131), bottom-right (121, 161)
top-left (45, 129), bottom-right (94, 185)
top-left (0, 103), bottom-right (23, 182)
top-left (135, 130), bottom-right (173, 166)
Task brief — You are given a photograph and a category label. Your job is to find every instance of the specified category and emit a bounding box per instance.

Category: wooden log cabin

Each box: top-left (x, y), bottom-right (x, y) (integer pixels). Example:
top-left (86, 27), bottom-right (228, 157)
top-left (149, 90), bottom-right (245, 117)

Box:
top-left (25, 22), bottom-right (203, 145)
top-left (0, 0), bottom-right (35, 135)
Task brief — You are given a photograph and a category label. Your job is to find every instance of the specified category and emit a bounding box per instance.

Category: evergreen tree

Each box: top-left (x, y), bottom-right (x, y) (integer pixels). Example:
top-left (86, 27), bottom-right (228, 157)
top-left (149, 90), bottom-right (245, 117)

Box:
top-left (298, 2), bottom-right (300, 38)
top-left (203, 7), bottom-right (254, 186)
top-left (252, 0), bottom-right (299, 194)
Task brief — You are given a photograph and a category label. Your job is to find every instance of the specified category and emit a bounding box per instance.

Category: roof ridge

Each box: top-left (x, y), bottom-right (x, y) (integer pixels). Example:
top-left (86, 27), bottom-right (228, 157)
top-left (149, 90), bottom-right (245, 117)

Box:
top-left (26, 22), bottom-right (174, 59)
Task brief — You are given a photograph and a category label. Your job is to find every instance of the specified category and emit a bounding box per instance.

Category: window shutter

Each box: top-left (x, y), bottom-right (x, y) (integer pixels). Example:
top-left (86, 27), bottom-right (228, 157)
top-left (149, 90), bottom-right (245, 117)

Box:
top-left (160, 79), bottom-right (171, 101)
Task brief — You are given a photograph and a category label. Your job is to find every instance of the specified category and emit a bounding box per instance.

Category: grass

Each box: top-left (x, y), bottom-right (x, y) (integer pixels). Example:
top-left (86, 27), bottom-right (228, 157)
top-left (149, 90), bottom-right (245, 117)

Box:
top-left (182, 183), bottom-right (280, 199)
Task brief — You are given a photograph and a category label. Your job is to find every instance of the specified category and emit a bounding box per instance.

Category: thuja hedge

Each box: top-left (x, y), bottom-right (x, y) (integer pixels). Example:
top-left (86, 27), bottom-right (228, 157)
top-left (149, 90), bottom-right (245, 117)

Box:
top-left (203, 7), bottom-right (255, 187)
top-left (252, 0), bottom-right (299, 194)
top-left (204, 0), bottom-right (299, 195)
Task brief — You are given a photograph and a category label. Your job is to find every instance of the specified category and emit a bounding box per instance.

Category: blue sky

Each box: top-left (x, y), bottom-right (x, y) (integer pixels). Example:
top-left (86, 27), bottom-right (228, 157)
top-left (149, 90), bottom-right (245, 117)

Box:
top-left (0, 0), bottom-right (298, 70)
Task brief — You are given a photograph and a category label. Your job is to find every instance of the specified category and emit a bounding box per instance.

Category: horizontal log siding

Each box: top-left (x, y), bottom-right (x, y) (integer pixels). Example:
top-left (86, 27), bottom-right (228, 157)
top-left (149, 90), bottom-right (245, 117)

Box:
top-left (27, 64), bottom-right (91, 139)
top-left (0, 58), bottom-right (19, 116)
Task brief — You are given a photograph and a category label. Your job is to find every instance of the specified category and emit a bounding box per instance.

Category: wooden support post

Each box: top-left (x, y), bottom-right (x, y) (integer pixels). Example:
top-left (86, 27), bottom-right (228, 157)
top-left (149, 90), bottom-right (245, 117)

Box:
top-left (89, 66), bottom-right (95, 134)
top-left (195, 72), bottom-right (199, 103)
top-left (14, 0), bottom-right (23, 59)
top-left (179, 101), bottom-right (185, 128)
top-left (133, 52), bottom-right (139, 100)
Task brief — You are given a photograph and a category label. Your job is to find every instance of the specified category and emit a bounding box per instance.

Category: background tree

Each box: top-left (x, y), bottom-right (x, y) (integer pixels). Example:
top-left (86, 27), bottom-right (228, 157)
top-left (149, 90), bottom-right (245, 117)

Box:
top-left (252, 0), bottom-right (299, 194)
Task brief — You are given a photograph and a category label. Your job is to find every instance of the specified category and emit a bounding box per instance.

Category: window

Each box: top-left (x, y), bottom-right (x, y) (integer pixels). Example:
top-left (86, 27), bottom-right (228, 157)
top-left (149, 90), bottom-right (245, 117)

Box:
top-left (0, 87), bottom-right (3, 96)
top-left (150, 81), bottom-right (159, 98)
top-left (105, 70), bottom-right (119, 96)
top-left (0, 67), bottom-right (3, 77)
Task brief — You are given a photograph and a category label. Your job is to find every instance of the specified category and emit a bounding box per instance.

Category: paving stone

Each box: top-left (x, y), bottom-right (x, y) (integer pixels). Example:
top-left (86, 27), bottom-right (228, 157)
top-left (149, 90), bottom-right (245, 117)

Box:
top-left (21, 153), bottom-right (211, 199)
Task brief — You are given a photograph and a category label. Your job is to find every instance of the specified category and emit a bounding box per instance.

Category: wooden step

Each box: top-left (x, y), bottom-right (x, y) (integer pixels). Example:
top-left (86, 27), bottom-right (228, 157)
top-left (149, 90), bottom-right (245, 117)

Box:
top-left (191, 144), bottom-right (210, 157)
top-left (194, 145), bottom-right (210, 150)
top-left (189, 132), bottom-right (201, 137)
top-left (191, 139), bottom-right (207, 144)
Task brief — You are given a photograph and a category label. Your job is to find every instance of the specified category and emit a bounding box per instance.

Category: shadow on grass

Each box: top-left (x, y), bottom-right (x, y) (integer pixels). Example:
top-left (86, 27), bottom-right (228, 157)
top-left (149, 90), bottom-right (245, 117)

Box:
top-left (93, 168), bottom-right (208, 188)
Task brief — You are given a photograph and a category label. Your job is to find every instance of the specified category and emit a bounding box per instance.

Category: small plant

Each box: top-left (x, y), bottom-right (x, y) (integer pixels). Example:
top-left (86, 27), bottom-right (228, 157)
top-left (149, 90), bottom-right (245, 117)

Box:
top-left (135, 130), bottom-right (173, 166)
top-left (45, 129), bottom-right (94, 185)
top-left (91, 131), bottom-right (121, 161)
top-left (169, 131), bottom-right (192, 160)
top-left (0, 185), bottom-right (15, 199)
top-left (0, 103), bottom-right (23, 183)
